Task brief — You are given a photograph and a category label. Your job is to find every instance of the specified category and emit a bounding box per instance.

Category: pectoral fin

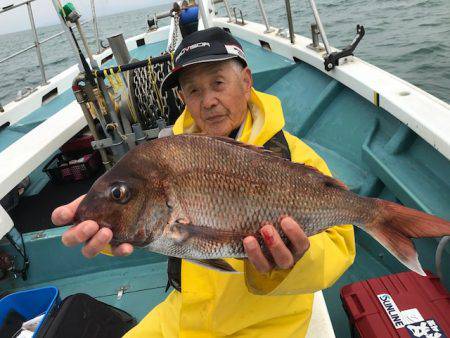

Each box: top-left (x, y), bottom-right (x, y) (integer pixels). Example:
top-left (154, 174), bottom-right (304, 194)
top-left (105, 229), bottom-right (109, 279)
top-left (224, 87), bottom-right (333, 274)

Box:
top-left (163, 218), bottom-right (192, 244)
top-left (186, 259), bottom-right (241, 274)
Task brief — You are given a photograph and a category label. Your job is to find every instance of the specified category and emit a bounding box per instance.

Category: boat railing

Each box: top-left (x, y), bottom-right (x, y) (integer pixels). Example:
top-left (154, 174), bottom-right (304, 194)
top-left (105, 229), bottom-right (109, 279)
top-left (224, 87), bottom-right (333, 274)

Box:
top-left (232, 7), bottom-right (245, 26)
top-left (211, 0), bottom-right (367, 71)
top-left (0, 0), bottom-right (101, 103)
top-left (255, 0), bottom-right (273, 33)
top-left (0, 0), bottom-right (48, 87)
top-left (212, 0), bottom-right (331, 51)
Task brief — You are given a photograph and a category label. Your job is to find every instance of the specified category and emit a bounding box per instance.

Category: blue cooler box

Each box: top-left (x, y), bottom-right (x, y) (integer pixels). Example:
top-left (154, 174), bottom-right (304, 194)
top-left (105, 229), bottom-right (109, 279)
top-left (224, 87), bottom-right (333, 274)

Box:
top-left (0, 286), bottom-right (61, 337)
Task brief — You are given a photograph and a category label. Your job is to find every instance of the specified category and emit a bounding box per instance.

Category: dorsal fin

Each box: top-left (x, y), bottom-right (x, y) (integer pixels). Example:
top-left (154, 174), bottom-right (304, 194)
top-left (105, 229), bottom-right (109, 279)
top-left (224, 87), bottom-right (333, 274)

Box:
top-left (323, 176), bottom-right (349, 190)
top-left (289, 161), bottom-right (349, 190)
top-left (179, 134), bottom-right (349, 190)
top-left (188, 134), bottom-right (276, 157)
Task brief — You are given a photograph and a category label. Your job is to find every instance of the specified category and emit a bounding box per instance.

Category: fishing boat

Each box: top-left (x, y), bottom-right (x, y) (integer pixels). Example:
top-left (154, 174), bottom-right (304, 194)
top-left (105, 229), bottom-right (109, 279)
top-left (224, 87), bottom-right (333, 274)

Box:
top-left (0, 0), bottom-right (448, 336)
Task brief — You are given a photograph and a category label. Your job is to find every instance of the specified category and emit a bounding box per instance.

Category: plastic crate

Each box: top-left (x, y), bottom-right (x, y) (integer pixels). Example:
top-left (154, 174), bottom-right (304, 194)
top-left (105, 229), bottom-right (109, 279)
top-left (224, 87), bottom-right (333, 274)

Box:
top-left (43, 151), bottom-right (101, 184)
top-left (340, 271), bottom-right (450, 338)
top-left (0, 286), bottom-right (61, 337)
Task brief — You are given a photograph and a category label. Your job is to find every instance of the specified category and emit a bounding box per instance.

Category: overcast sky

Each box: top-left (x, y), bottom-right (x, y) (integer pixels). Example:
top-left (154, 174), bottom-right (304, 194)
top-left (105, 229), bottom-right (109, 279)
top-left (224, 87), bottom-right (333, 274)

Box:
top-left (0, 0), bottom-right (172, 35)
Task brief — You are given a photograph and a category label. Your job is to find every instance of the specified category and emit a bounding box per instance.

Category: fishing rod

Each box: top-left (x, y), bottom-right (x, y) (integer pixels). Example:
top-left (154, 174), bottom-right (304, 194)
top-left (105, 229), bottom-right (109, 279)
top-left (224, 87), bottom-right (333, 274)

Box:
top-left (51, 0), bottom-right (131, 159)
top-left (51, 1), bottom-right (174, 165)
top-left (67, 24), bottom-right (97, 86)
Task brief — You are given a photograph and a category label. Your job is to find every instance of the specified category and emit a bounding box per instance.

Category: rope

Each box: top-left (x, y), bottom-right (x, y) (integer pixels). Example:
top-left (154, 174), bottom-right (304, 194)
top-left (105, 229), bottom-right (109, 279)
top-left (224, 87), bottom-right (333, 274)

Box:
top-left (105, 70), bottom-right (122, 94)
top-left (170, 51), bottom-right (175, 69)
top-left (104, 69), bottom-right (139, 123)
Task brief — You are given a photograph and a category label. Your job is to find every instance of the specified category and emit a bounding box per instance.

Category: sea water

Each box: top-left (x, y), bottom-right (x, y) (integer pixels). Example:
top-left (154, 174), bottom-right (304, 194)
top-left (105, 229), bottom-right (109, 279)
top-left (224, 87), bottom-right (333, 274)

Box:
top-left (0, 0), bottom-right (448, 105)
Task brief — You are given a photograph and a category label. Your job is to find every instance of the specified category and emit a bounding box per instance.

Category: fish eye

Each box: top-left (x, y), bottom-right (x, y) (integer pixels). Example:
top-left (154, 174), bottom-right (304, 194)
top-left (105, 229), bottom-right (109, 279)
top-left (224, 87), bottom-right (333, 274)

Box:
top-left (110, 183), bottom-right (130, 204)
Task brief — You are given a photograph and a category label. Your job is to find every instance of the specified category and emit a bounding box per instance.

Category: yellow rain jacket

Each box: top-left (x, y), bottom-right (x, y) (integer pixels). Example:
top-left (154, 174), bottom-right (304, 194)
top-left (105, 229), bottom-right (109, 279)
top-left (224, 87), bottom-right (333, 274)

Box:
top-left (124, 88), bottom-right (355, 338)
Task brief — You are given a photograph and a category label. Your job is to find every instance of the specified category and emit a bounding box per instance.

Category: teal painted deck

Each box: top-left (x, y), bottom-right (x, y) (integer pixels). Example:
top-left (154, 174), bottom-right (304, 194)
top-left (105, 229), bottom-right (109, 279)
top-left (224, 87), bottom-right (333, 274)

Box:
top-left (1, 35), bottom-right (449, 338)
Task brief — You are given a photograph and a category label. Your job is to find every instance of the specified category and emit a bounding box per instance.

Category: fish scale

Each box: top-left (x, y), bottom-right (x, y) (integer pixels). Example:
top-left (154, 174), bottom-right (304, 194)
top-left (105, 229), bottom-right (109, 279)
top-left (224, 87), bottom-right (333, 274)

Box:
top-left (75, 134), bottom-right (450, 275)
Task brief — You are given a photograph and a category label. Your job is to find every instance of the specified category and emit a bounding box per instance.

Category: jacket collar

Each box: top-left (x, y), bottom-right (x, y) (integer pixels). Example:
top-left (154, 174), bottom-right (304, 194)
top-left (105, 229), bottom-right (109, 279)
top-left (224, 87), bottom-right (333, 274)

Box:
top-left (172, 87), bottom-right (285, 146)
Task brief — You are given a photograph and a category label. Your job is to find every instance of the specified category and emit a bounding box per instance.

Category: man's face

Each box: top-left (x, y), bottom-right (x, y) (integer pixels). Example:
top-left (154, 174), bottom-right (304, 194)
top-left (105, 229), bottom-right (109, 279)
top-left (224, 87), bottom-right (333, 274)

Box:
top-left (178, 60), bottom-right (252, 136)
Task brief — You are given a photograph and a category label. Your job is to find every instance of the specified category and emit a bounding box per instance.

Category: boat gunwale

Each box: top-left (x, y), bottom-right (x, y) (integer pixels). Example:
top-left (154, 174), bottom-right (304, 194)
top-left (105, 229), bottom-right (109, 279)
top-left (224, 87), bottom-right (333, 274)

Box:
top-left (212, 17), bottom-right (450, 161)
top-left (1, 8), bottom-right (449, 238)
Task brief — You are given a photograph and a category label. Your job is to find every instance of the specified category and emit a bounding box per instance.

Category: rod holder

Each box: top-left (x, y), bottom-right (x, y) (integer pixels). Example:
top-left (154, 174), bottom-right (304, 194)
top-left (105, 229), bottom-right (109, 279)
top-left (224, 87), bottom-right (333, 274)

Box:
top-left (107, 33), bottom-right (132, 65)
top-left (311, 24), bottom-right (319, 47)
top-left (308, 0), bottom-right (331, 54)
top-left (307, 23), bottom-right (324, 52)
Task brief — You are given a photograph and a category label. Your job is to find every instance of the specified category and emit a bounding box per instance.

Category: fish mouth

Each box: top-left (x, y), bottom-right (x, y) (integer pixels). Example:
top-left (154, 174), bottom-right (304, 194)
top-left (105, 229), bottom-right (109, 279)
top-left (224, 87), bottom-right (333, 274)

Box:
top-left (97, 220), bottom-right (114, 230)
top-left (99, 221), bottom-right (152, 247)
top-left (110, 232), bottom-right (153, 248)
top-left (97, 220), bottom-right (130, 242)
top-left (73, 209), bottom-right (85, 225)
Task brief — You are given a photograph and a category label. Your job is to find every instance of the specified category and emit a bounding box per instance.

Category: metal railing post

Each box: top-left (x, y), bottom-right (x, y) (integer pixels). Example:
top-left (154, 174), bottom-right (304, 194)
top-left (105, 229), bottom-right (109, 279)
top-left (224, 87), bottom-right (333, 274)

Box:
top-left (284, 0), bottom-right (295, 44)
top-left (90, 0), bottom-right (101, 53)
top-left (222, 0), bottom-right (233, 22)
top-left (26, 1), bottom-right (47, 85)
top-left (198, 0), bottom-right (211, 29)
top-left (307, 0), bottom-right (331, 54)
top-left (256, 0), bottom-right (273, 33)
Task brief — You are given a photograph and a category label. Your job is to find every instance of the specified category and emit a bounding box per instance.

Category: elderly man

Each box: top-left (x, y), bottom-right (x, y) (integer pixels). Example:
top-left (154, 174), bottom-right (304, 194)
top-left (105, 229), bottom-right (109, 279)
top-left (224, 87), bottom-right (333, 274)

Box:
top-left (52, 27), bottom-right (355, 337)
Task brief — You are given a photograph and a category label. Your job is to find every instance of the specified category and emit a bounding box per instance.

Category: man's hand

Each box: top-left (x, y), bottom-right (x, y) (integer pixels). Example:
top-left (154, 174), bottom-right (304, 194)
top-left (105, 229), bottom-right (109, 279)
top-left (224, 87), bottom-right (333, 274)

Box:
top-left (243, 217), bottom-right (310, 273)
top-left (51, 195), bottom-right (133, 258)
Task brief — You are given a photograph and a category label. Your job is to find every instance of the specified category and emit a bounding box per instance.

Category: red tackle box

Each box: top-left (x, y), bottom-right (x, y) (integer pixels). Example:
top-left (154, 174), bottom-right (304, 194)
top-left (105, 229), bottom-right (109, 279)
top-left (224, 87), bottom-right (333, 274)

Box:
top-left (341, 271), bottom-right (449, 338)
top-left (59, 134), bottom-right (95, 158)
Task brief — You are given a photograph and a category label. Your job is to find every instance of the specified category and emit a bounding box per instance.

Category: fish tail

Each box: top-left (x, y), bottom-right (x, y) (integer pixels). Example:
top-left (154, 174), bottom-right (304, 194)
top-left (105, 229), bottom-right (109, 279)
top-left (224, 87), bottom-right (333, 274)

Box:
top-left (363, 199), bottom-right (450, 276)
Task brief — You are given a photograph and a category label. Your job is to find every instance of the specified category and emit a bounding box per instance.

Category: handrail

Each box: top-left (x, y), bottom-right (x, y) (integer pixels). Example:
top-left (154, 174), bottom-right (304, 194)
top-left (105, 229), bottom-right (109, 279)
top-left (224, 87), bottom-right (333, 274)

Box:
top-left (256, 0), bottom-right (273, 33)
top-left (284, 0), bottom-right (295, 43)
top-left (221, 0), bottom-right (233, 23)
top-left (307, 0), bottom-right (331, 54)
top-left (90, 0), bottom-right (101, 54)
top-left (0, 1), bottom-right (48, 85)
top-left (26, 1), bottom-right (47, 85)
top-left (0, 0), bottom-right (36, 14)
top-left (1, 0), bottom-right (49, 85)
top-left (0, 20), bottom-right (90, 65)
top-left (0, 0), bottom-right (101, 100)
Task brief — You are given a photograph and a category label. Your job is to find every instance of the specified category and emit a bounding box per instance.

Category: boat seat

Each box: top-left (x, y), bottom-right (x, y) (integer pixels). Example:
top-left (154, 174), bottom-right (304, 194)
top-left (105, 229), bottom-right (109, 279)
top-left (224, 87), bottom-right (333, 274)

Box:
top-left (363, 121), bottom-right (450, 219)
top-left (306, 291), bottom-right (336, 337)
top-left (8, 90), bottom-right (75, 134)
top-left (303, 140), bottom-right (368, 193)
top-left (0, 128), bottom-right (25, 153)
top-left (0, 101), bottom-right (85, 239)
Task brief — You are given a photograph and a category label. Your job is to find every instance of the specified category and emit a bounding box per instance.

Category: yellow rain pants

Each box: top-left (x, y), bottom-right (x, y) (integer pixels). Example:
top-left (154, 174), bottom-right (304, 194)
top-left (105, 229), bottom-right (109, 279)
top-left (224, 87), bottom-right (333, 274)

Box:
top-left (124, 88), bottom-right (355, 337)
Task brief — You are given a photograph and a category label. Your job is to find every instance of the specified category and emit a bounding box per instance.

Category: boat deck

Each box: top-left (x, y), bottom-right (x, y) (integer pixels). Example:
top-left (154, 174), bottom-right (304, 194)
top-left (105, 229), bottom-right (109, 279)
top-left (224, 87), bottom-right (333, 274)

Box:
top-left (1, 34), bottom-right (449, 337)
top-left (0, 226), bottom-right (396, 338)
